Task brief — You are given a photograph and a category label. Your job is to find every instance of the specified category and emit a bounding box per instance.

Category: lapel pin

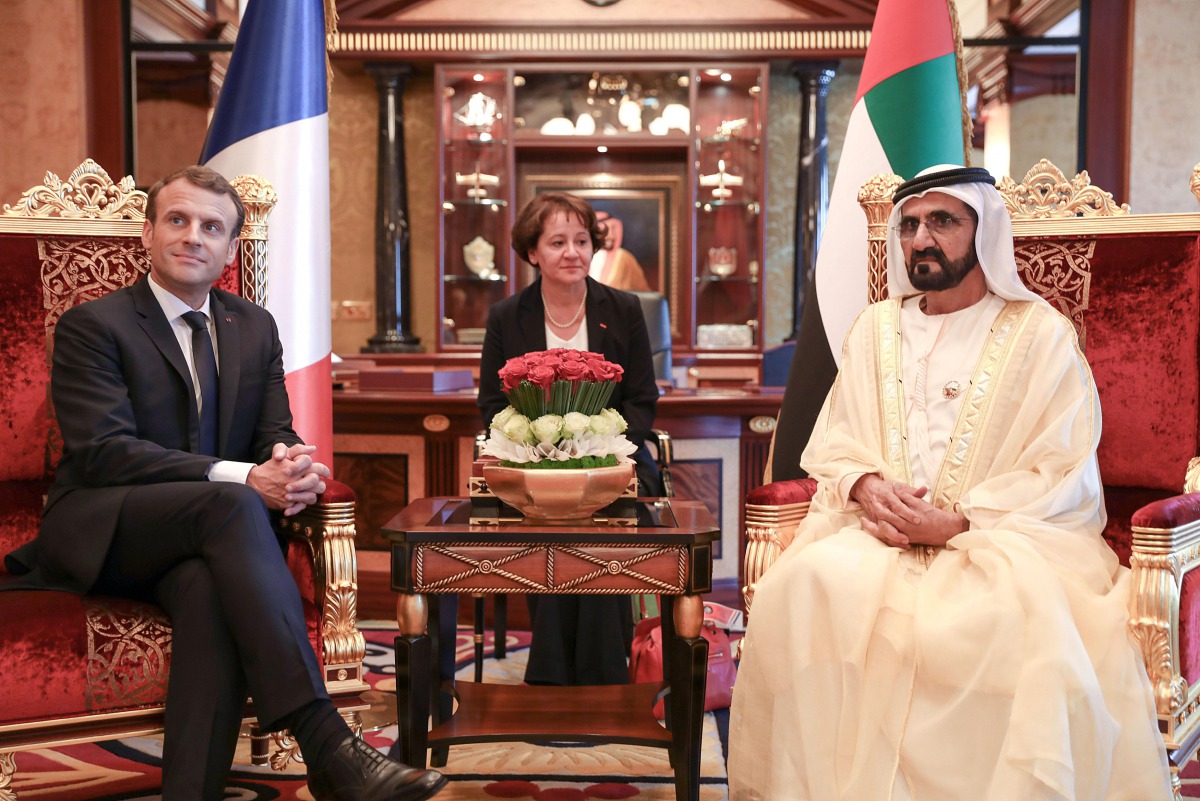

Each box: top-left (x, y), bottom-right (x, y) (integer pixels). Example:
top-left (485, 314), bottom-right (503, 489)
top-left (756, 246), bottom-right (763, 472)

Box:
top-left (599, 323), bottom-right (607, 329)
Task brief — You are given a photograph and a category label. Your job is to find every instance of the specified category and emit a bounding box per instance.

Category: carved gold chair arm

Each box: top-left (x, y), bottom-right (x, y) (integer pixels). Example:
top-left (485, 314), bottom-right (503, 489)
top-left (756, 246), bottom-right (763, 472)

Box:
top-left (1129, 492), bottom-right (1200, 759)
top-left (741, 478), bottom-right (818, 612)
top-left (277, 479), bottom-right (367, 697)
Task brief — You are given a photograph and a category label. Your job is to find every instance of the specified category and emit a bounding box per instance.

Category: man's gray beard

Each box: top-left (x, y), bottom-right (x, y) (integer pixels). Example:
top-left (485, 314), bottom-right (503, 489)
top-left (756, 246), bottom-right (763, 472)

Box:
top-left (907, 246), bottom-right (979, 291)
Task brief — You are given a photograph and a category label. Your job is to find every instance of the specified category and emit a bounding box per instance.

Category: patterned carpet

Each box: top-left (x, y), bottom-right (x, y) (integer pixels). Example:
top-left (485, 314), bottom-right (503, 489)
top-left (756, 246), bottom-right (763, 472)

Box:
top-left (7, 623), bottom-right (730, 800)
top-left (13, 624), bottom-right (1193, 799)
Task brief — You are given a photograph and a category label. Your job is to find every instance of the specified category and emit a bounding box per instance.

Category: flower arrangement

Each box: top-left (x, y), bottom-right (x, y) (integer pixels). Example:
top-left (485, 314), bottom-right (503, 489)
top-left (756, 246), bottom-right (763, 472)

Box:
top-left (483, 348), bottom-right (638, 469)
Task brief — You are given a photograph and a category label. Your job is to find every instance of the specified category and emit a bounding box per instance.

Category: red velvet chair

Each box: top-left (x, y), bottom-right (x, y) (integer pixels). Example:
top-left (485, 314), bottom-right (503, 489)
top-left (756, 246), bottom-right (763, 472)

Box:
top-left (742, 159), bottom-right (1200, 798)
top-left (0, 160), bottom-right (368, 795)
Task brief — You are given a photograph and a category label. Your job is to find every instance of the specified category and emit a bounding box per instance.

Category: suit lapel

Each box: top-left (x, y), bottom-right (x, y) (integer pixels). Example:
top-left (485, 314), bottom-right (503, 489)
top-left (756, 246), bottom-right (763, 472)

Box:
top-left (210, 291), bottom-right (241, 457)
top-left (518, 278), bottom-right (549, 353)
top-left (585, 278), bottom-right (609, 355)
top-left (131, 279), bottom-right (201, 451)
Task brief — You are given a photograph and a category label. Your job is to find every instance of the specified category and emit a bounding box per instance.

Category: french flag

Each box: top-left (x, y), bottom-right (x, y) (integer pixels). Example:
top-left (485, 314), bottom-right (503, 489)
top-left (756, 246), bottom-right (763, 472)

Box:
top-left (200, 0), bottom-right (333, 462)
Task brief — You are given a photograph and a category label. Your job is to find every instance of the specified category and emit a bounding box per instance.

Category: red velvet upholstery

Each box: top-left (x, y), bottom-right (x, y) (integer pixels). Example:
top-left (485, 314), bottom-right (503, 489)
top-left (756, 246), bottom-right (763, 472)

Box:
top-left (1082, 232), bottom-right (1200, 491)
top-left (746, 477), bottom-right (817, 506)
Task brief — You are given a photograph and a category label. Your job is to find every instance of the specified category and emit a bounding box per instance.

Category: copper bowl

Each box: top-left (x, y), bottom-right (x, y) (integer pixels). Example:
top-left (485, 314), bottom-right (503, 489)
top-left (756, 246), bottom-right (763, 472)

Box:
top-left (483, 463), bottom-right (634, 522)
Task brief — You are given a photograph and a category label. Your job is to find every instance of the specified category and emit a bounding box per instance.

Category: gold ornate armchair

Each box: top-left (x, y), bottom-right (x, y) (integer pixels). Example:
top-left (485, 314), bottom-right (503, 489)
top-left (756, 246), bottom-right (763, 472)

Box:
top-left (742, 160), bottom-right (1200, 798)
top-left (0, 160), bottom-right (367, 796)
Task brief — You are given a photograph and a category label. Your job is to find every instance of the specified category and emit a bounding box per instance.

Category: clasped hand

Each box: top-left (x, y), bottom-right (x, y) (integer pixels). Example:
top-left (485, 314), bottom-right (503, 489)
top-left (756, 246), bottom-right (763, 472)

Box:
top-left (850, 473), bottom-right (967, 549)
top-left (247, 443), bottom-right (333, 516)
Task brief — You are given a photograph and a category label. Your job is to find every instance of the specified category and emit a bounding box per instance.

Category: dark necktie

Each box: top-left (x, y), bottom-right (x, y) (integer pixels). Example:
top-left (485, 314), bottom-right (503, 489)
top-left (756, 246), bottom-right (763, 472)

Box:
top-left (182, 311), bottom-right (219, 456)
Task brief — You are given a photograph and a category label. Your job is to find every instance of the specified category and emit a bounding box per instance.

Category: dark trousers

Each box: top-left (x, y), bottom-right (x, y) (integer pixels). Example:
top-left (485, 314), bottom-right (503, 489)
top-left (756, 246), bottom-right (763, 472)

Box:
top-left (91, 482), bottom-right (327, 801)
top-left (524, 594), bottom-right (634, 685)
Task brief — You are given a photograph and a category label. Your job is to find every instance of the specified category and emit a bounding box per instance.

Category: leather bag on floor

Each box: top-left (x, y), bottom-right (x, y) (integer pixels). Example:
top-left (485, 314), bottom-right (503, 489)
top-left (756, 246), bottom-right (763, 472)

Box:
top-left (629, 608), bottom-right (738, 718)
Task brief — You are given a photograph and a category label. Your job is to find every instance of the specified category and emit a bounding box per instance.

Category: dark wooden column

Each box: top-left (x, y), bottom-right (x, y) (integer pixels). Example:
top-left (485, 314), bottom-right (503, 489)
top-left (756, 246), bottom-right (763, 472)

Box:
top-left (790, 62), bottom-right (837, 340)
top-left (1082, 0), bottom-right (1132, 203)
top-left (364, 63), bottom-right (422, 353)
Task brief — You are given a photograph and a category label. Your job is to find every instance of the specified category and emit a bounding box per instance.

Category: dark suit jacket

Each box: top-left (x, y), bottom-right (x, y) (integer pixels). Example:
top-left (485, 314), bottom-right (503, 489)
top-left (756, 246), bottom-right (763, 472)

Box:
top-left (5, 277), bottom-right (299, 592)
top-left (477, 277), bottom-right (659, 486)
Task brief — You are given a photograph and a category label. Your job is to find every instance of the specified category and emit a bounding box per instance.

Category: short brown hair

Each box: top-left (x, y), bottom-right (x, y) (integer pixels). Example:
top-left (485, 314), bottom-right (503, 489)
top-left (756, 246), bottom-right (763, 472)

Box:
top-left (511, 192), bottom-right (606, 266)
top-left (146, 165), bottom-right (246, 238)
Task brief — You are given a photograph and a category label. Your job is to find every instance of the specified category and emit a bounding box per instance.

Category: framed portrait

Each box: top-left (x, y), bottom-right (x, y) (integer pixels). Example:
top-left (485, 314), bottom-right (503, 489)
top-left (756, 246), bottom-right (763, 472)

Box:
top-left (519, 172), bottom-right (685, 339)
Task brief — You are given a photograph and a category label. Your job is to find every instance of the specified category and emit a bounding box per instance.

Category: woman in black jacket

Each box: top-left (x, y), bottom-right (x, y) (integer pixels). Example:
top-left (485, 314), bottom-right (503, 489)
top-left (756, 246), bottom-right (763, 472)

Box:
top-left (477, 192), bottom-right (661, 685)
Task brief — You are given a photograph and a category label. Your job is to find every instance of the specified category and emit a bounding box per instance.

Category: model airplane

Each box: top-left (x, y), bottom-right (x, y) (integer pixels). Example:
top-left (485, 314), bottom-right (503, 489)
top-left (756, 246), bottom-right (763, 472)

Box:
top-left (699, 159), bottom-right (743, 199)
top-left (455, 161), bottom-right (500, 198)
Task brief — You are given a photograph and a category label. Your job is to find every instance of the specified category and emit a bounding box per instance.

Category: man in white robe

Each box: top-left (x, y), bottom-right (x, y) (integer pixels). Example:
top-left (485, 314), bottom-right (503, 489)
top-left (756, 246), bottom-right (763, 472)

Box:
top-left (727, 166), bottom-right (1172, 801)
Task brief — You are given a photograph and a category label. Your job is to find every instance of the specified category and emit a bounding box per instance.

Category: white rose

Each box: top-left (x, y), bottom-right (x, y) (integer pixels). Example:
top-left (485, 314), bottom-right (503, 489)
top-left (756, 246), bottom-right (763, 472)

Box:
top-left (588, 412), bottom-right (617, 437)
top-left (490, 405), bottom-right (517, 431)
top-left (600, 407), bottom-right (628, 434)
top-left (562, 412), bottom-right (591, 439)
top-left (530, 414), bottom-right (564, 445)
top-left (500, 413), bottom-right (532, 445)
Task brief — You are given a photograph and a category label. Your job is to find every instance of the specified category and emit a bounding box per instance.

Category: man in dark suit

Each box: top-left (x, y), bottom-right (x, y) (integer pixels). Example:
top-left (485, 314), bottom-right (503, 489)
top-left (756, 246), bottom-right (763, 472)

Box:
top-left (4, 166), bottom-right (445, 801)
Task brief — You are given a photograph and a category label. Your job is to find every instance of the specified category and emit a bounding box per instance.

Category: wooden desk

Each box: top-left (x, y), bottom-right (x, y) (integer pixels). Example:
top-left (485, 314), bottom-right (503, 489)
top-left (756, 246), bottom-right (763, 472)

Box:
top-left (337, 385), bottom-right (782, 598)
top-left (384, 497), bottom-right (720, 801)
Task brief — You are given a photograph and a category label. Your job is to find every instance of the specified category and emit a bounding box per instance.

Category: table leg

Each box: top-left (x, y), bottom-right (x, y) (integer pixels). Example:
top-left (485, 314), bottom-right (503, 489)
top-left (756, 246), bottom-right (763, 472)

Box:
top-left (395, 592), bottom-right (431, 769)
top-left (668, 593), bottom-right (707, 801)
top-left (472, 594), bottom-right (486, 682)
top-left (429, 594), bottom-right (458, 767)
top-left (494, 594), bottom-right (508, 659)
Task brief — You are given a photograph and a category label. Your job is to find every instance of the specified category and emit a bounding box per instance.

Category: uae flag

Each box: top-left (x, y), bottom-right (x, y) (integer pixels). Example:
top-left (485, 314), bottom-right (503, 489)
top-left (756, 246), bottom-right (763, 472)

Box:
top-left (200, 0), bottom-right (334, 462)
top-left (770, 0), bottom-right (970, 481)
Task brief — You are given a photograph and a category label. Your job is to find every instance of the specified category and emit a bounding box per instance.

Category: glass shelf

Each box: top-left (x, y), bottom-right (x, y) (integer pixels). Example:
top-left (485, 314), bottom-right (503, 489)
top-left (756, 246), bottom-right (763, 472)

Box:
top-left (444, 274), bottom-right (508, 283)
top-left (445, 137), bottom-right (508, 146)
top-left (442, 199), bottom-right (509, 211)
top-left (695, 275), bottom-right (759, 284)
top-left (696, 200), bottom-right (761, 213)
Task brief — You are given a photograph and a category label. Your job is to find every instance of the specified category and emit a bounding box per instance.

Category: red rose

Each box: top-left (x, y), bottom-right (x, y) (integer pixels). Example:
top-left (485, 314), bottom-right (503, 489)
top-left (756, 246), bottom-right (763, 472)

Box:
top-left (585, 357), bottom-right (615, 382)
top-left (527, 364), bottom-right (556, 389)
top-left (558, 359), bottom-right (589, 381)
top-left (499, 356), bottom-right (530, 391)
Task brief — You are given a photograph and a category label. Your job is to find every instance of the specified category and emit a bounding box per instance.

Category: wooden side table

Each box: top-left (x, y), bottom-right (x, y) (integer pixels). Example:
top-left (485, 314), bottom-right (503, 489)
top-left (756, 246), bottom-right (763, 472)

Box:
top-left (383, 497), bottom-right (719, 801)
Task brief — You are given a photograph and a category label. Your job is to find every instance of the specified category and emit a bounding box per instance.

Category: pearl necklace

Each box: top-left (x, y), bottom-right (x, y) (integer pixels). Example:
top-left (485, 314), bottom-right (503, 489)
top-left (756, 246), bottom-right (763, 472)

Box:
top-left (542, 284), bottom-right (588, 328)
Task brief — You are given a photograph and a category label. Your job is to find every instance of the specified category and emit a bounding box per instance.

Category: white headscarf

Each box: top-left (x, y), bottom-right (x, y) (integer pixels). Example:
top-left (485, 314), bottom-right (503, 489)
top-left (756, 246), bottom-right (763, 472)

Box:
top-left (886, 164), bottom-right (1045, 305)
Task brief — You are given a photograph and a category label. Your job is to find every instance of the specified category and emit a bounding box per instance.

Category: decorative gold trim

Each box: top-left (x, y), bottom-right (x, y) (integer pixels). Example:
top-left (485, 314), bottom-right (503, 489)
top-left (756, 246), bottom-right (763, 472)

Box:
top-left (858, 173), bottom-right (903, 303)
top-left (269, 731), bottom-right (303, 770)
top-left (931, 302), bottom-right (1035, 509)
top-left (1011, 213), bottom-right (1200, 237)
top-left (997, 159), bottom-right (1130, 219)
top-left (874, 299), bottom-right (911, 484)
top-left (748, 415), bottom-right (776, 434)
top-left (40, 238), bottom-right (151, 333)
top-left (85, 600), bottom-right (172, 711)
top-left (742, 501), bottom-right (809, 610)
top-left (1191, 163), bottom-right (1200, 208)
top-left (1013, 240), bottom-right (1093, 348)
top-left (412, 542), bottom-right (689, 594)
top-left (282, 500), bottom-right (368, 696)
top-left (230, 174), bottom-right (276, 309)
top-left (1186, 457), bottom-right (1200, 494)
top-left (333, 28), bottom-right (870, 57)
top-left (0, 752), bottom-right (15, 801)
top-left (423, 414), bottom-right (451, 432)
top-left (1128, 547), bottom-right (1187, 738)
top-left (1, 159), bottom-right (147, 220)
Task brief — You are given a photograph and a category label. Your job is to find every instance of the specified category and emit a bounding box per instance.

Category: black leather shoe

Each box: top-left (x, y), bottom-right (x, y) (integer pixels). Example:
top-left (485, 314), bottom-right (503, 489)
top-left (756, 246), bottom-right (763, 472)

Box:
top-left (307, 736), bottom-right (447, 801)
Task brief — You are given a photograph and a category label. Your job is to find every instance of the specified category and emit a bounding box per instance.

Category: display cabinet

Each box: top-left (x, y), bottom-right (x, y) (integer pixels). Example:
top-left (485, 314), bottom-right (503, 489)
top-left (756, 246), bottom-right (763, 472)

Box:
top-left (435, 63), bottom-right (768, 357)
top-left (693, 67), bottom-right (765, 352)
top-left (439, 68), bottom-right (511, 349)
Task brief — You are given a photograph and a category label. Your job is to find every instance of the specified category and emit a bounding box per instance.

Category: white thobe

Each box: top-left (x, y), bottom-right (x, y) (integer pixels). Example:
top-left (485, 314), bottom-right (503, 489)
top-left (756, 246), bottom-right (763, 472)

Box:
top-left (728, 294), bottom-right (1171, 801)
